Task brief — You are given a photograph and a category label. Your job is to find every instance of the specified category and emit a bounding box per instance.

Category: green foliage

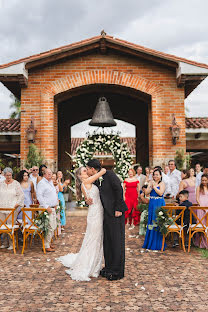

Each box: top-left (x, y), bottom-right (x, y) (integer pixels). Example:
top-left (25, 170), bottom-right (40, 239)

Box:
top-left (25, 144), bottom-right (44, 169)
top-left (155, 207), bottom-right (174, 235)
top-left (9, 94), bottom-right (21, 119)
top-left (195, 247), bottom-right (208, 259)
top-left (0, 155), bottom-right (20, 176)
top-left (174, 148), bottom-right (191, 171)
top-left (34, 211), bottom-right (50, 237)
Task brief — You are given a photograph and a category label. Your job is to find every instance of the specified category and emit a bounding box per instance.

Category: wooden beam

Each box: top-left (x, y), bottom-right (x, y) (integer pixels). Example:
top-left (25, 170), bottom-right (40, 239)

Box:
top-left (186, 140), bottom-right (208, 150)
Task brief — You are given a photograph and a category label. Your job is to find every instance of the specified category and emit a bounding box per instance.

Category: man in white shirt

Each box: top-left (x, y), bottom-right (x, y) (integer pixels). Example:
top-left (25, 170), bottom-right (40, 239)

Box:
top-left (195, 162), bottom-right (203, 188)
top-left (136, 166), bottom-right (146, 188)
top-left (29, 166), bottom-right (39, 191)
top-left (37, 168), bottom-right (58, 252)
top-left (167, 160), bottom-right (181, 198)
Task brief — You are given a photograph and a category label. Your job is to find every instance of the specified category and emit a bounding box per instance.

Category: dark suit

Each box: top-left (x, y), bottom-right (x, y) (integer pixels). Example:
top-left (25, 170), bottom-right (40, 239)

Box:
top-left (95, 170), bottom-right (128, 277)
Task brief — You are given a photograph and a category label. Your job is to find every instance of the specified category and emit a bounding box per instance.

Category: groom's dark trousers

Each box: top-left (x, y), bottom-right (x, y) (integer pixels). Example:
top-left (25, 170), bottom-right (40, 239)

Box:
top-left (95, 170), bottom-right (127, 277)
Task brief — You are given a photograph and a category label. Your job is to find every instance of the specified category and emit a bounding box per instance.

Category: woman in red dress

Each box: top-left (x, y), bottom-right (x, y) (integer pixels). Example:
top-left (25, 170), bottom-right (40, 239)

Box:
top-left (123, 168), bottom-right (140, 229)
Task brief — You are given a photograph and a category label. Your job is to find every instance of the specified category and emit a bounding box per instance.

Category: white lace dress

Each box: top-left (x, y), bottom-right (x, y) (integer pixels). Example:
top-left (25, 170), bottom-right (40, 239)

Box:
top-left (56, 184), bottom-right (104, 281)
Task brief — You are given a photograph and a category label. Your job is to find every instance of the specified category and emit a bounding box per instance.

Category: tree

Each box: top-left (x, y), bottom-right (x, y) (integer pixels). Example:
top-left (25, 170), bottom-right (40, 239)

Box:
top-left (25, 144), bottom-right (44, 169)
top-left (9, 94), bottom-right (21, 119)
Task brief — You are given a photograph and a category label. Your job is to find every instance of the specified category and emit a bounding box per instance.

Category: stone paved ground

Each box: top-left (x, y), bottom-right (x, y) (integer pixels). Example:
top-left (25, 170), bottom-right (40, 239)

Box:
top-left (0, 216), bottom-right (208, 312)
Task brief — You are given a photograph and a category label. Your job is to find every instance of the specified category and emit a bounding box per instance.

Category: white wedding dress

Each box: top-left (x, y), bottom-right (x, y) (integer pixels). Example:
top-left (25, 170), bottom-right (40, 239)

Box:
top-left (56, 184), bottom-right (104, 281)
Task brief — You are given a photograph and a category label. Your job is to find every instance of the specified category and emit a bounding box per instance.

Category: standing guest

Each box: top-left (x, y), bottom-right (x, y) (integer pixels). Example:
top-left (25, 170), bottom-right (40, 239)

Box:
top-left (16, 170), bottom-right (36, 223)
top-left (123, 168), bottom-right (140, 229)
top-left (37, 164), bottom-right (47, 184)
top-left (0, 167), bottom-right (5, 182)
top-left (164, 165), bottom-right (170, 175)
top-left (145, 167), bottom-right (150, 176)
top-left (57, 171), bottom-right (70, 230)
top-left (52, 173), bottom-right (61, 235)
top-left (181, 169), bottom-right (188, 180)
top-left (0, 167), bottom-right (24, 249)
top-left (194, 174), bottom-right (208, 249)
top-left (143, 168), bottom-right (166, 250)
top-left (203, 164), bottom-right (208, 175)
top-left (155, 166), bottom-right (171, 197)
top-left (29, 166), bottom-right (39, 192)
top-left (136, 166), bottom-right (146, 188)
top-left (178, 168), bottom-right (197, 204)
top-left (148, 168), bottom-right (154, 181)
top-left (167, 160), bottom-right (181, 198)
top-left (37, 168), bottom-right (58, 252)
top-left (195, 163), bottom-right (203, 188)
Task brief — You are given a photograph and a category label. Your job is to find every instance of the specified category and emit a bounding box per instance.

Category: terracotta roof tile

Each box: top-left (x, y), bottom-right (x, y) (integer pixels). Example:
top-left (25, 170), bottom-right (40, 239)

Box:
top-left (0, 35), bottom-right (208, 70)
top-left (0, 119), bottom-right (20, 132)
top-left (185, 117), bottom-right (208, 129)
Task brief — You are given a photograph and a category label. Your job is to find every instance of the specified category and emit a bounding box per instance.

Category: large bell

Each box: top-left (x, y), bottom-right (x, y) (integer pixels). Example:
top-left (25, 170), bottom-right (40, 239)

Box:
top-left (89, 97), bottom-right (117, 127)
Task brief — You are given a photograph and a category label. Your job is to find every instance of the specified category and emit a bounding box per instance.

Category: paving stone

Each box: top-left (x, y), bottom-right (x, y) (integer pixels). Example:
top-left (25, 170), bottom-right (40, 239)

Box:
top-left (0, 216), bottom-right (207, 311)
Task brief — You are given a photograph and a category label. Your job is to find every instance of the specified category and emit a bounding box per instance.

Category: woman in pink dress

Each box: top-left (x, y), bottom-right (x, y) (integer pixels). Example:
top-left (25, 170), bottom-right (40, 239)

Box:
top-left (195, 174), bottom-right (208, 249)
top-left (123, 169), bottom-right (140, 229)
top-left (178, 168), bottom-right (197, 204)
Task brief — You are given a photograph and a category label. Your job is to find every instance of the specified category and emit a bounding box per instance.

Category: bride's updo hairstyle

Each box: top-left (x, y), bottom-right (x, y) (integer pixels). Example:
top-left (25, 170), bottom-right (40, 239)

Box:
top-left (75, 167), bottom-right (84, 201)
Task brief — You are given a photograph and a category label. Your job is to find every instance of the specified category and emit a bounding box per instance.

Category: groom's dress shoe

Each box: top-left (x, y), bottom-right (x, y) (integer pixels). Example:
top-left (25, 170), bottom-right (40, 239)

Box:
top-left (100, 269), bottom-right (108, 278)
top-left (106, 273), bottom-right (124, 281)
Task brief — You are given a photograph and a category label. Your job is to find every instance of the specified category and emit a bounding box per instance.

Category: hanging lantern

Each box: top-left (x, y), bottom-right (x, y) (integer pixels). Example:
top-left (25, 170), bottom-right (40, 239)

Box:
top-left (89, 97), bottom-right (117, 127)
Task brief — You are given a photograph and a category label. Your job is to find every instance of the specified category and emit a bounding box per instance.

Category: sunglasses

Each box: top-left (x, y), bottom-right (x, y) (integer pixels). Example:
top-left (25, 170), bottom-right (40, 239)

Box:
top-left (33, 169), bottom-right (38, 171)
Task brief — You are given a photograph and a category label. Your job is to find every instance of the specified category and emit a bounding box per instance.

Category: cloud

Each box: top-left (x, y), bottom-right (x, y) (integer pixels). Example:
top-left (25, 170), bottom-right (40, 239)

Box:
top-left (0, 0), bottom-right (208, 123)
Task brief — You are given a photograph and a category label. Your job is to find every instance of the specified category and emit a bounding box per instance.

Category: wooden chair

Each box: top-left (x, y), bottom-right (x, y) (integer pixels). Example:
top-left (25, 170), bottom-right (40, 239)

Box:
top-left (161, 206), bottom-right (186, 252)
top-left (21, 207), bottom-right (47, 254)
top-left (0, 208), bottom-right (20, 254)
top-left (188, 206), bottom-right (208, 252)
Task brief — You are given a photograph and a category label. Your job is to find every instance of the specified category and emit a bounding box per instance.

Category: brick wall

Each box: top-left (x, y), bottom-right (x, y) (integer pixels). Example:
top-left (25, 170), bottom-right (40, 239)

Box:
top-left (21, 52), bottom-right (186, 169)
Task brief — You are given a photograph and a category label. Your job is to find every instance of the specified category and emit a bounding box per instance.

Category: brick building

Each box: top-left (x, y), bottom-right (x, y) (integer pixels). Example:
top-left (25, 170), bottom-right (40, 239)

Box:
top-left (0, 33), bottom-right (208, 171)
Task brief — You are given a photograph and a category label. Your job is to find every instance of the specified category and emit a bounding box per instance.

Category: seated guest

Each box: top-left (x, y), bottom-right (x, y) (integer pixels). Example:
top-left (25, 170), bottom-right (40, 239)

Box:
top-left (123, 168), bottom-right (140, 229)
top-left (37, 168), bottom-right (58, 252)
top-left (178, 168), bottom-right (197, 204)
top-left (194, 174), bottom-right (208, 249)
top-left (0, 167), bottom-right (24, 249)
top-left (16, 170), bottom-right (36, 224)
top-left (138, 185), bottom-right (149, 205)
top-left (173, 190), bottom-right (192, 248)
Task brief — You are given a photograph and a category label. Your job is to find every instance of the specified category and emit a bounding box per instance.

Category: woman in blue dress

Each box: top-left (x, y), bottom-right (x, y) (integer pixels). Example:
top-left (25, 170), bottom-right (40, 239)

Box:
top-left (143, 168), bottom-right (166, 250)
top-left (57, 171), bottom-right (70, 230)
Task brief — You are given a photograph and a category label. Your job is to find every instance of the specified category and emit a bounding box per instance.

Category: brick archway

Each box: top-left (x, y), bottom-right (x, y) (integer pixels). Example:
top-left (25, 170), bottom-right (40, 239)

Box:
top-left (39, 71), bottom-right (166, 169)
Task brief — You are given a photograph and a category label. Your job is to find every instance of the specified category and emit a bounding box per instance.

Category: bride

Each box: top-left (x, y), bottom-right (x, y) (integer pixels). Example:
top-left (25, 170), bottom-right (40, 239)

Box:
top-left (56, 166), bottom-right (106, 281)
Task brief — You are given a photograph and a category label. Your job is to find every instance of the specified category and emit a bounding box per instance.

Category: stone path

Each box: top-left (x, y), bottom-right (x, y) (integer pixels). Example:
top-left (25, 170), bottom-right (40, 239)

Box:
top-left (0, 216), bottom-right (207, 312)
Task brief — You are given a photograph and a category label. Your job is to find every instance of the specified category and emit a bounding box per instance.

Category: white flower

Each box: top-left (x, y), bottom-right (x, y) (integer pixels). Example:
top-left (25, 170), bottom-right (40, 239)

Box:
top-left (159, 211), bottom-right (163, 216)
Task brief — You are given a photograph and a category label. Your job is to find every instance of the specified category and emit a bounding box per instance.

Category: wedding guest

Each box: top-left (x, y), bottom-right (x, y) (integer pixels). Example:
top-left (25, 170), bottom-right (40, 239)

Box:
top-left (173, 190), bottom-right (192, 248)
top-left (57, 171), bottom-right (70, 230)
top-left (143, 168), bottom-right (166, 250)
top-left (52, 173), bottom-right (61, 235)
top-left (149, 168), bottom-right (154, 181)
top-left (16, 170), bottom-right (36, 223)
top-left (37, 168), bottom-right (58, 252)
top-left (136, 166), bottom-right (146, 188)
top-left (138, 185), bottom-right (150, 205)
top-left (167, 160), bottom-right (181, 198)
top-left (0, 167), bottom-right (24, 249)
top-left (164, 165), bottom-right (170, 175)
top-left (181, 169), bottom-right (188, 180)
top-left (29, 166), bottom-right (39, 191)
top-left (37, 164), bottom-right (47, 184)
top-left (0, 167), bottom-right (5, 182)
top-left (195, 163), bottom-right (203, 188)
top-left (178, 168), bottom-right (197, 204)
top-left (203, 164), bottom-right (208, 175)
top-left (155, 166), bottom-right (171, 197)
top-left (145, 167), bottom-right (150, 176)
top-left (123, 168), bottom-right (140, 229)
top-left (194, 174), bottom-right (208, 249)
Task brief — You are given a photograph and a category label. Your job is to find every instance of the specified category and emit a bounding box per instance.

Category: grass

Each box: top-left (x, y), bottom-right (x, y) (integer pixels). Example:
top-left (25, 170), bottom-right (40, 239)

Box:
top-left (195, 247), bottom-right (208, 259)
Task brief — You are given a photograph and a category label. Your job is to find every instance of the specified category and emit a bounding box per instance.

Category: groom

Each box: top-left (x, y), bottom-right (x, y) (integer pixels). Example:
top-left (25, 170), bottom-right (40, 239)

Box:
top-left (86, 159), bottom-right (127, 281)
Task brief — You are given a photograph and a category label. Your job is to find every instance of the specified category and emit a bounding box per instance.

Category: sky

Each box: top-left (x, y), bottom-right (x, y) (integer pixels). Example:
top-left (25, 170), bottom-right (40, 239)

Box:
top-left (0, 0), bottom-right (208, 136)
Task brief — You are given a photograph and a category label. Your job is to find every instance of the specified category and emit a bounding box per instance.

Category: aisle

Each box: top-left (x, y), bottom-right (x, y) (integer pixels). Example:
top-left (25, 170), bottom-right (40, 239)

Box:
top-left (0, 216), bottom-right (207, 311)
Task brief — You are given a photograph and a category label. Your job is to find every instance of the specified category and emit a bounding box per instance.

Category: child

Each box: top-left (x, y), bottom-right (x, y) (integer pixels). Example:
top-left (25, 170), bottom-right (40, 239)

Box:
top-left (173, 190), bottom-right (192, 248)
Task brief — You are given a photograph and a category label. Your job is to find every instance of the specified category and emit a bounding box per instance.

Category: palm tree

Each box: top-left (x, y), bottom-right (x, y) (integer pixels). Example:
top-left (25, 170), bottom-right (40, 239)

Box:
top-left (9, 94), bottom-right (21, 118)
